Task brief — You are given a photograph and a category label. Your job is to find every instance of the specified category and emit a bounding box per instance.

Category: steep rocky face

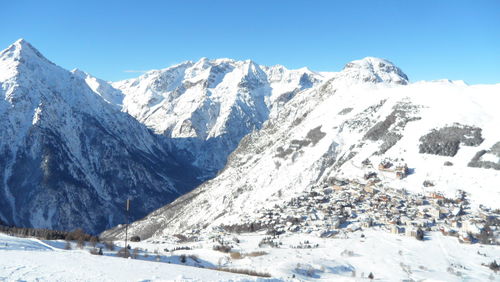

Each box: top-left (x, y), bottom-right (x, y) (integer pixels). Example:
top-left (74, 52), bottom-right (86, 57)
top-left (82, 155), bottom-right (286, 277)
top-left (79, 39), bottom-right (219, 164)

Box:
top-left (102, 61), bottom-right (500, 240)
top-left (111, 58), bottom-right (331, 177)
top-left (0, 40), bottom-right (202, 233)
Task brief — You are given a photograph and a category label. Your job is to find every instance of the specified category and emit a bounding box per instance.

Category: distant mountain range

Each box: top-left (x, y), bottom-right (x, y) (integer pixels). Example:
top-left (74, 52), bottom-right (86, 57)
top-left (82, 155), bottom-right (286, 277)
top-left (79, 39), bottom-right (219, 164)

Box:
top-left (0, 39), bottom-right (498, 236)
top-left (79, 57), bottom-right (333, 177)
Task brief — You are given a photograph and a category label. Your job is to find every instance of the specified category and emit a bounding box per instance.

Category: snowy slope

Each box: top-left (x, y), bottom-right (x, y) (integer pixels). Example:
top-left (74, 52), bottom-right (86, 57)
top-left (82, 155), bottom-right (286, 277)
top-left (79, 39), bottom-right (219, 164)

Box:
top-left (71, 68), bottom-right (124, 106)
top-left (111, 58), bottom-right (331, 176)
top-left (103, 57), bottom-right (500, 239)
top-left (129, 230), bottom-right (500, 281)
top-left (0, 39), bottom-right (202, 233)
top-left (2, 229), bottom-right (498, 281)
top-left (0, 233), bottom-right (272, 282)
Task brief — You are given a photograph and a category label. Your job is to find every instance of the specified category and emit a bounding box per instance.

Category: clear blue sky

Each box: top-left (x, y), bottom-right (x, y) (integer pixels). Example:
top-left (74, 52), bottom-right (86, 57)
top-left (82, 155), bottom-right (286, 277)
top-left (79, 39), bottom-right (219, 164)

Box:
top-left (1, 0), bottom-right (499, 84)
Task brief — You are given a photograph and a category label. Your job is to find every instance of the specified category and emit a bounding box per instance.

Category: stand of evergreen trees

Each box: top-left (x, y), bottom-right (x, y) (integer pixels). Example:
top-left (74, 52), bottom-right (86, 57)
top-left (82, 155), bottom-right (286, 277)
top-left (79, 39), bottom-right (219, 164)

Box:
top-left (0, 224), bottom-right (97, 242)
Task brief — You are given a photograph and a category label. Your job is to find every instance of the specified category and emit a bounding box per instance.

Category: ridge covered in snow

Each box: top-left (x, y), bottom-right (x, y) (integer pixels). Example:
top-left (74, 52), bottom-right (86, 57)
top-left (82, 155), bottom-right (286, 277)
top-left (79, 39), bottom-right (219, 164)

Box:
top-left (86, 56), bottom-right (409, 177)
top-left (103, 58), bottom-right (500, 240)
top-left (109, 58), bottom-right (335, 176)
top-left (0, 39), bottom-right (202, 233)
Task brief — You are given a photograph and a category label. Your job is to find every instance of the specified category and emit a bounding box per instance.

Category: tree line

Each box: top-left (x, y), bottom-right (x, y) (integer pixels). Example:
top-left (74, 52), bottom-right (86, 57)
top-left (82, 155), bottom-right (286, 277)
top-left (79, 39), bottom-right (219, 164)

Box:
top-left (0, 224), bottom-right (97, 242)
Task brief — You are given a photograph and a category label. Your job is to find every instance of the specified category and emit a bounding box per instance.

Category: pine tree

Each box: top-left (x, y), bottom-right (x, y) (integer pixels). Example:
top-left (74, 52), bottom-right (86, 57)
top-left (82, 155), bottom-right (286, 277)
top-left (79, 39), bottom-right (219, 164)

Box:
top-left (416, 228), bottom-right (424, 241)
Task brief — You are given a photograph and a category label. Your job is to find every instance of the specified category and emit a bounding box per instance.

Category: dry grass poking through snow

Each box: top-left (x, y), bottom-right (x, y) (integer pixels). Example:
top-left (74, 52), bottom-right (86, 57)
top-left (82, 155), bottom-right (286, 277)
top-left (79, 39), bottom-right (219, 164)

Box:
top-left (214, 267), bottom-right (272, 277)
top-left (230, 251), bottom-right (268, 259)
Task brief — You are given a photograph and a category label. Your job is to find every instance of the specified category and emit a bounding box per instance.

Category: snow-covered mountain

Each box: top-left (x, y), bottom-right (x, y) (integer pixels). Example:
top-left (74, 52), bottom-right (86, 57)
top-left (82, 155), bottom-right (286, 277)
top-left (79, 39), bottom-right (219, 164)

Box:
top-left (102, 57), bottom-right (500, 240)
top-left (0, 39), bottom-right (202, 233)
top-left (110, 58), bottom-right (331, 177)
top-left (71, 68), bottom-right (124, 106)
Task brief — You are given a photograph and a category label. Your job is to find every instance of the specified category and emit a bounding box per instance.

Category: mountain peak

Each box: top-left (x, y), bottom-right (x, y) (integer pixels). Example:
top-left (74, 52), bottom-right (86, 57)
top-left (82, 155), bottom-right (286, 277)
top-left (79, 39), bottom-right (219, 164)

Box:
top-left (71, 68), bottom-right (87, 77)
top-left (0, 39), bottom-right (58, 82)
top-left (14, 38), bottom-right (27, 45)
top-left (1, 39), bottom-right (55, 67)
top-left (342, 57), bottom-right (409, 85)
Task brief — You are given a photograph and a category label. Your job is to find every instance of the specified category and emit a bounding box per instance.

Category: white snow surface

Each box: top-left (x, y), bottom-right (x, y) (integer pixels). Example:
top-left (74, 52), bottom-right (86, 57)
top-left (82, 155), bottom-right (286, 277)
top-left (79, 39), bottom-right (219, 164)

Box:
top-left (71, 68), bottom-right (124, 106)
top-left (2, 230), bottom-right (499, 281)
top-left (0, 233), bottom-right (275, 281)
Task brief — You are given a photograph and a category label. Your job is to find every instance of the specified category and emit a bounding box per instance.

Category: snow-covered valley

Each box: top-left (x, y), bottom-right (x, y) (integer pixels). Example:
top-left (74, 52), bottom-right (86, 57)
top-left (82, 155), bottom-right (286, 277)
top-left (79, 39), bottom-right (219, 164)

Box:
top-left (0, 38), bottom-right (499, 281)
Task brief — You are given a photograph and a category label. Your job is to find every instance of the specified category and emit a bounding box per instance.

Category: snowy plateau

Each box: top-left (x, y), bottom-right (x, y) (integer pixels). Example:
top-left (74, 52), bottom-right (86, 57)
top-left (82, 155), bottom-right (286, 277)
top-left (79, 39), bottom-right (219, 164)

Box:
top-left (0, 39), bottom-right (499, 281)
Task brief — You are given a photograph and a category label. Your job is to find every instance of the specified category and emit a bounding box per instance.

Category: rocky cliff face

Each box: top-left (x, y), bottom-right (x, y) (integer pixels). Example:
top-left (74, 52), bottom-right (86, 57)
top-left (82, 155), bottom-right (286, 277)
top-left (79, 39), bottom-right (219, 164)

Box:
top-left (0, 40), bottom-right (202, 233)
top-left (110, 58), bottom-right (331, 177)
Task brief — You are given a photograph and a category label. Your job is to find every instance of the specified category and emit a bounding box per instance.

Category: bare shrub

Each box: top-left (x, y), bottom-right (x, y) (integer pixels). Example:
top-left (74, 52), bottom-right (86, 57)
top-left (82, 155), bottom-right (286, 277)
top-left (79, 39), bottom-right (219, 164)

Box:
top-left (167, 246), bottom-right (192, 252)
top-left (258, 237), bottom-right (279, 248)
top-left (89, 248), bottom-right (103, 255)
top-left (213, 244), bottom-right (231, 253)
top-left (488, 260), bottom-right (499, 273)
top-left (172, 234), bottom-right (197, 243)
top-left (104, 241), bottom-right (115, 251)
top-left (90, 236), bottom-right (98, 248)
top-left (65, 228), bottom-right (93, 242)
top-left (230, 252), bottom-right (243, 260)
top-left (64, 241), bottom-right (71, 250)
top-left (221, 222), bottom-right (274, 234)
top-left (117, 248), bottom-right (130, 258)
top-left (189, 255), bottom-right (200, 263)
top-left (338, 107), bottom-right (353, 115)
top-left (77, 237), bottom-right (85, 249)
top-left (132, 247), bottom-right (140, 259)
top-left (341, 249), bottom-right (355, 257)
top-left (215, 267), bottom-right (271, 278)
top-left (447, 266), bottom-right (463, 277)
top-left (400, 262), bottom-right (412, 275)
top-left (246, 251), bottom-right (267, 257)
top-left (295, 263), bottom-right (316, 277)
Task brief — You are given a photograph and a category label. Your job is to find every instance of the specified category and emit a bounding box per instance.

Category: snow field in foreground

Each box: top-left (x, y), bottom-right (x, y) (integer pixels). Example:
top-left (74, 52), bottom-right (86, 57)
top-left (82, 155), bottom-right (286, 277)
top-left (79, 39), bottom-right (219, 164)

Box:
top-left (0, 234), bottom-right (276, 282)
top-left (3, 229), bottom-right (498, 281)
